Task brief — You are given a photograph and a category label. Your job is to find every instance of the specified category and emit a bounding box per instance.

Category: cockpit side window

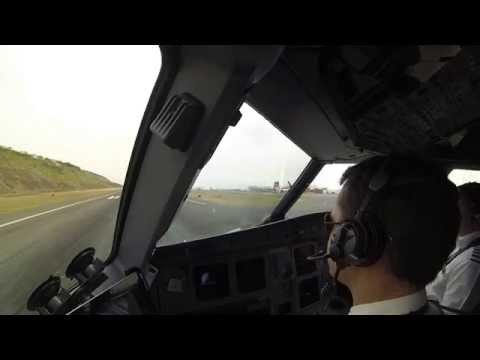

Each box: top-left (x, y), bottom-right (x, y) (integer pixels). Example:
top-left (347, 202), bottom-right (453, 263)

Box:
top-left (286, 163), bottom-right (355, 219)
top-left (449, 169), bottom-right (480, 186)
top-left (0, 45), bottom-right (160, 314)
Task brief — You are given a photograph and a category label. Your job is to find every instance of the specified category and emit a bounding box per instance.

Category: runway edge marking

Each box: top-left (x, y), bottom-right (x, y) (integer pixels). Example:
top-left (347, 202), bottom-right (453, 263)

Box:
top-left (0, 192), bottom-right (119, 229)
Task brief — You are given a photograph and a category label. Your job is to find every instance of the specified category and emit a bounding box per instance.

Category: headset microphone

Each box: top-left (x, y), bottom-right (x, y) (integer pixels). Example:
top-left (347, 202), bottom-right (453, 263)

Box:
top-left (307, 250), bottom-right (331, 261)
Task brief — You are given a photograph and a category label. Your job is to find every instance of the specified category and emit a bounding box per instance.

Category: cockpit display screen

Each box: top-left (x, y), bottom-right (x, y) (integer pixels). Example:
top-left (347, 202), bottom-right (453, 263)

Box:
top-left (194, 263), bottom-right (230, 301)
top-left (236, 257), bottom-right (266, 293)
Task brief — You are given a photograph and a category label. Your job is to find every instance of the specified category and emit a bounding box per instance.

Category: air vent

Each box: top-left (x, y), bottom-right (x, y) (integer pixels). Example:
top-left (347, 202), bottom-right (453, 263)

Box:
top-left (150, 93), bottom-right (205, 152)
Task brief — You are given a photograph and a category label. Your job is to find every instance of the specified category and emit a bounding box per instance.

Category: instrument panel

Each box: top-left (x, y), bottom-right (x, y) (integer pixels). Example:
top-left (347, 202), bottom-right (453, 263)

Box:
top-left (149, 213), bottom-right (347, 315)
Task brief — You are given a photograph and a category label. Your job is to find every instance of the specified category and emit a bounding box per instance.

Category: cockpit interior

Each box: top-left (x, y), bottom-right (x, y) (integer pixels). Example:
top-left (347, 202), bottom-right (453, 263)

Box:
top-left (25, 45), bottom-right (480, 315)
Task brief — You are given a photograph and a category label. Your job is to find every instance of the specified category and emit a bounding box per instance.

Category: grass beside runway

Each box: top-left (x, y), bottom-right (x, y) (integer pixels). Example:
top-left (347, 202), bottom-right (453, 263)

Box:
top-left (288, 192), bottom-right (337, 217)
top-left (188, 190), bottom-right (337, 212)
top-left (0, 188), bottom-right (121, 215)
top-left (189, 190), bottom-right (283, 207)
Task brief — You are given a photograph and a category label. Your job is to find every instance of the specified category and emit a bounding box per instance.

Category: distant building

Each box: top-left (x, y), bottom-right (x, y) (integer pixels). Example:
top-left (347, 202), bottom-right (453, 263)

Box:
top-left (273, 181), bottom-right (280, 193)
top-left (309, 187), bottom-right (331, 194)
top-left (274, 180), bottom-right (292, 193)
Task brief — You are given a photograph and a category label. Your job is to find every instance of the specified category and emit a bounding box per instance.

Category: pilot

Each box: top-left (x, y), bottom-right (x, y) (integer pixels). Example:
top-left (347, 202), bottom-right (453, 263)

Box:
top-left (323, 156), bottom-right (460, 315)
top-left (427, 182), bottom-right (480, 313)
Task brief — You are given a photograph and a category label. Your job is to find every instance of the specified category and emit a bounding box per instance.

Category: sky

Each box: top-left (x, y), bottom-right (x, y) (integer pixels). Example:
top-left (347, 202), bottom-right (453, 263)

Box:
top-left (194, 104), bottom-right (353, 190)
top-left (0, 45), bottom-right (478, 190)
top-left (0, 45), bottom-right (161, 184)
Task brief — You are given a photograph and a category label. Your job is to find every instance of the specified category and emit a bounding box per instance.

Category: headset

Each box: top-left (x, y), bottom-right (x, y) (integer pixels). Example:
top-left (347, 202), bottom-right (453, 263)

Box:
top-left (308, 157), bottom-right (449, 269)
top-left (307, 157), bottom-right (460, 315)
top-left (327, 160), bottom-right (390, 267)
top-left (308, 158), bottom-right (392, 268)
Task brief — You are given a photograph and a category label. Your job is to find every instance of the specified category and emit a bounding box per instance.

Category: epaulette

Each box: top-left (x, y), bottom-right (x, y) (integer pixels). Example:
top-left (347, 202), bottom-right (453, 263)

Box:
top-left (471, 246), bottom-right (480, 265)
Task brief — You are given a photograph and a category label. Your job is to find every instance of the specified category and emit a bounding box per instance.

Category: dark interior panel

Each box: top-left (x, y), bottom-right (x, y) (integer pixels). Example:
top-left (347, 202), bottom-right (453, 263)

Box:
top-left (294, 244), bottom-right (317, 276)
top-left (269, 249), bottom-right (293, 280)
top-left (236, 258), bottom-right (266, 294)
top-left (299, 277), bottom-right (320, 308)
top-left (277, 301), bottom-right (292, 315)
top-left (150, 213), bottom-right (348, 315)
top-left (186, 298), bottom-right (271, 315)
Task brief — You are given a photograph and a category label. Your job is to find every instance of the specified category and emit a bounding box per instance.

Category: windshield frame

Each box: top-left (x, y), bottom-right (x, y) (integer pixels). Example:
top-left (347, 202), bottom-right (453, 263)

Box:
top-left (262, 158), bottom-right (325, 224)
top-left (106, 45), bottom-right (172, 265)
top-left (105, 45), bottom-right (285, 275)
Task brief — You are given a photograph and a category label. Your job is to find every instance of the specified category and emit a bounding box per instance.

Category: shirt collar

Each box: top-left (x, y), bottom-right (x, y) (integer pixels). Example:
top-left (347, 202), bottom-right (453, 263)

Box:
top-left (348, 289), bottom-right (427, 315)
top-left (457, 230), bottom-right (480, 246)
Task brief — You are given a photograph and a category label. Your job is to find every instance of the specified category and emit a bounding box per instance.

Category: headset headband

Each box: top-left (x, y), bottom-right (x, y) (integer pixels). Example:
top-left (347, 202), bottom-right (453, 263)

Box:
top-left (355, 159), bottom-right (391, 219)
top-left (355, 157), bottom-right (441, 219)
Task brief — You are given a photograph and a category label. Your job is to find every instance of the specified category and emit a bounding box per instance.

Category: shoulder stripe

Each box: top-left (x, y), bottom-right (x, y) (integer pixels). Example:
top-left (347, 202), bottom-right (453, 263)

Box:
top-left (471, 258), bottom-right (480, 265)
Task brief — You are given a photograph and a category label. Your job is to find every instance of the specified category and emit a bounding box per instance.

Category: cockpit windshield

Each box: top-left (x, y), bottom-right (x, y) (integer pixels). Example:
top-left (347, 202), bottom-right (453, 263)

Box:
top-left (160, 104), bottom-right (311, 245)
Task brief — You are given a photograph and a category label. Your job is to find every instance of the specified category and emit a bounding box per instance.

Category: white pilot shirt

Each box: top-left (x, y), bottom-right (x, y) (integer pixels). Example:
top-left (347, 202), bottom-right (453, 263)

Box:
top-left (348, 290), bottom-right (428, 315)
top-left (426, 230), bottom-right (480, 313)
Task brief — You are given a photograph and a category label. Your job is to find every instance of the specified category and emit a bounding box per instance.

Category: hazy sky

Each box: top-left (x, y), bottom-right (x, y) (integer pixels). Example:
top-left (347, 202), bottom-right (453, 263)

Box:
top-left (0, 45), bottom-right (349, 189)
top-left (194, 104), bottom-right (353, 190)
top-left (0, 45), bottom-right (161, 184)
top-left (0, 45), bottom-right (478, 189)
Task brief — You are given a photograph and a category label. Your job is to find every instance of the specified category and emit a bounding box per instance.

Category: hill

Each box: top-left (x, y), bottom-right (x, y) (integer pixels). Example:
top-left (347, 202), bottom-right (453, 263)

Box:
top-left (0, 145), bottom-right (120, 195)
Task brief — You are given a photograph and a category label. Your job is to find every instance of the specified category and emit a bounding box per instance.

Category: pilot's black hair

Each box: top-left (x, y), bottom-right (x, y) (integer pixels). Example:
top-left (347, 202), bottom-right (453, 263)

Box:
top-left (338, 155), bottom-right (460, 288)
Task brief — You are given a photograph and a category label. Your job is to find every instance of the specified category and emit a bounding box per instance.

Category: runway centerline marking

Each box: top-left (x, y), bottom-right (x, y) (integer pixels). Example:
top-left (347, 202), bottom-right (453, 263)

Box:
top-left (0, 193), bottom-right (119, 229)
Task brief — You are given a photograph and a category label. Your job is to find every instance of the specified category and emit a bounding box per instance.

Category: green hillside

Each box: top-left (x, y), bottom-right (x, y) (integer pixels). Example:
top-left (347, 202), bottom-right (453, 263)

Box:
top-left (0, 145), bottom-right (120, 195)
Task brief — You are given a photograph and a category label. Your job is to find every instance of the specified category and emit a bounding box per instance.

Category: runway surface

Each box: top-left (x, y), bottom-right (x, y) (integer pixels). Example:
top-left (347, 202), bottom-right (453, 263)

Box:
top-left (0, 191), bottom-right (121, 314)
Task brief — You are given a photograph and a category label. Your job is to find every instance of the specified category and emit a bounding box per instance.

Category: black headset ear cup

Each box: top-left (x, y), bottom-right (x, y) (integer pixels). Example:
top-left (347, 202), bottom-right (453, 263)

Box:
top-left (356, 215), bottom-right (386, 266)
top-left (329, 224), bottom-right (349, 260)
top-left (342, 221), bottom-right (362, 260)
top-left (329, 221), bottom-right (363, 264)
top-left (342, 220), bottom-right (369, 266)
top-left (329, 218), bottom-right (385, 267)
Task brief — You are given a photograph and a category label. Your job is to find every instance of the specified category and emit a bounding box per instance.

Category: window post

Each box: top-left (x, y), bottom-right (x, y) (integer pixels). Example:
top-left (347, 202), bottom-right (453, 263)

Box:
top-left (262, 158), bottom-right (325, 224)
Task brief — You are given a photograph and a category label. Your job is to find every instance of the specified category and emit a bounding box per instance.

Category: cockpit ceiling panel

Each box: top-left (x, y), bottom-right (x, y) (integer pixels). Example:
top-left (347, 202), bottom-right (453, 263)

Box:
top-left (246, 58), bottom-right (372, 163)
top-left (352, 48), bottom-right (480, 155)
top-left (248, 45), bottom-right (480, 165)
